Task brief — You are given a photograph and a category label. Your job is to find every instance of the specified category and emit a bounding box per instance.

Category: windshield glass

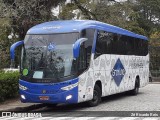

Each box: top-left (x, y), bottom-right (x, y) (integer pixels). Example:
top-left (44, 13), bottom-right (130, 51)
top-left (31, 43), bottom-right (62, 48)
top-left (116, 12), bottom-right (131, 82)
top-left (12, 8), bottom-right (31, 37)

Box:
top-left (21, 33), bottom-right (79, 82)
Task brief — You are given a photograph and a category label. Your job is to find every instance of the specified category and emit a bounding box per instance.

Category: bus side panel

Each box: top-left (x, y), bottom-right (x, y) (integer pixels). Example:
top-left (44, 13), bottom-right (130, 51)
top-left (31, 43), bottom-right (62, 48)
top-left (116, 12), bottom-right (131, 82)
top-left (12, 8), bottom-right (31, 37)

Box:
top-left (77, 53), bottom-right (149, 102)
top-left (128, 55), bottom-right (149, 88)
top-left (104, 54), bottom-right (131, 96)
top-left (138, 54), bottom-right (149, 87)
top-left (92, 54), bottom-right (149, 97)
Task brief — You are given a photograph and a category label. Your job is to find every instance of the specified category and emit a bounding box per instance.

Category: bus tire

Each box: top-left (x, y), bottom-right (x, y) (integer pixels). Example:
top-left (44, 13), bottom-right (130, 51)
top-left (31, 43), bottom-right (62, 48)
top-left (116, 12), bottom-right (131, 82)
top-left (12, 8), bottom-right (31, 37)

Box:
top-left (88, 84), bottom-right (101, 107)
top-left (130, 79), bottom-right (139, 95)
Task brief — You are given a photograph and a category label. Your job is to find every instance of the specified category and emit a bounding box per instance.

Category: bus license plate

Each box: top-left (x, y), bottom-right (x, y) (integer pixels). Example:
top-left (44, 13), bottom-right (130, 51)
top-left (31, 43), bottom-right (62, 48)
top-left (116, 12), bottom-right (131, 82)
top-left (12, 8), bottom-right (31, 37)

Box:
top-left (39, 96), bottom-right (49, 100)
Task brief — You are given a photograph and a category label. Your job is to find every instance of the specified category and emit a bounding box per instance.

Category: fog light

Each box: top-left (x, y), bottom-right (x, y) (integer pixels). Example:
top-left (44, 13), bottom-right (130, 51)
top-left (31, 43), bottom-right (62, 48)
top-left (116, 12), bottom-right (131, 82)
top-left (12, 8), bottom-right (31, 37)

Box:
top-left (21, 95), bottom-right (26, 100)
top-left (66, 95), bottom-right (72, 100)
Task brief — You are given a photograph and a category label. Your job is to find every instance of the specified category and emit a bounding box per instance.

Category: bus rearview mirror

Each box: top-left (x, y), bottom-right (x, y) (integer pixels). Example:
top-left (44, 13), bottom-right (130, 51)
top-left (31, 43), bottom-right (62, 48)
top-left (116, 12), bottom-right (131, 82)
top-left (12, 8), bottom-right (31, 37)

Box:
top-left (10, 40), bottom-right (24, 68)
top-left (73, 38), bottom-right (88, 59)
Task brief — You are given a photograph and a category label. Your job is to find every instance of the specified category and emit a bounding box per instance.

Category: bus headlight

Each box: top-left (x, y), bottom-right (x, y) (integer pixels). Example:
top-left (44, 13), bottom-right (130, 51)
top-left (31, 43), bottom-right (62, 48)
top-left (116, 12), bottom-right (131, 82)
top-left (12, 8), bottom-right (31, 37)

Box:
top-left (21, 95), bottom-right (26, 100)
top-left (61, 82), bottom-right (78, 91)
top-left (19, 84), bottom-right (28, 90)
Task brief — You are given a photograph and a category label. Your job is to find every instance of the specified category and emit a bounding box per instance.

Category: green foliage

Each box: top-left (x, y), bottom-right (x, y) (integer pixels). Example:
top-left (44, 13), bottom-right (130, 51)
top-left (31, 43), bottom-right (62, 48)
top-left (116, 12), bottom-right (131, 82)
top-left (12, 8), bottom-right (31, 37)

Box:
top-left (149, 31), bottom-right (160, 70)
top-left (0, 18), bottom-right (12, 68)
top-left (134, 0), bottom-right (160, 36)
top-left (59, 3), bottom-right (77, 20)
top-left (0, 0), bottom-right (65, 68)
top-left (0, 71), bottom-right (19, 102)
top-left (92, 1), bottom-right (147, 36)
top-left (60, 0), bottom-right (160, 37)
top-left (2, 0), bottom-right (66, 39)
top-left (150, 32), bottom-right (160, 46)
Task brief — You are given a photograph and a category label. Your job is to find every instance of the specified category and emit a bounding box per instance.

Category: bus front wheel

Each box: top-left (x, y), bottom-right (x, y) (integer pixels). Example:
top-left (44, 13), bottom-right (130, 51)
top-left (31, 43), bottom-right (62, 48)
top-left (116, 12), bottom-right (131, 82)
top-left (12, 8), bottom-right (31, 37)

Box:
top-left (88, 84), bottom-right (101, 107)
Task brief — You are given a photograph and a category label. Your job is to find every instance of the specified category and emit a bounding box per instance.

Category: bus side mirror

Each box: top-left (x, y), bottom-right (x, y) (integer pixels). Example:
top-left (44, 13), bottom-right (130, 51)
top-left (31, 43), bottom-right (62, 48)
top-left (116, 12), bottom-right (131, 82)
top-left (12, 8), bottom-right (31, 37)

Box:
top-left (10, 40), bottom-right (24, 68)
top-left (73, 38), bottom-right (88, 58)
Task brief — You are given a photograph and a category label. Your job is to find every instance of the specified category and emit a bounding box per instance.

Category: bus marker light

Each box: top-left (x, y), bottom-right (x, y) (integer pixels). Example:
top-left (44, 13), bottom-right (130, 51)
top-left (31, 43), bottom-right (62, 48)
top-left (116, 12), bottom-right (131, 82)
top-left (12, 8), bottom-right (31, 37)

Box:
top-left (66, 95), bottom-right (72, 100)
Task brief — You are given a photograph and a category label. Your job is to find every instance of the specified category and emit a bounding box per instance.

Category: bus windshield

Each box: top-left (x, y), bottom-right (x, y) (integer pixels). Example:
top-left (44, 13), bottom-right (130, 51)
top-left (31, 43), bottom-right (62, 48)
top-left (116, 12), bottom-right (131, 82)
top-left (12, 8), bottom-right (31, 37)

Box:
top-left (21, 33), bottom-right (79, 82)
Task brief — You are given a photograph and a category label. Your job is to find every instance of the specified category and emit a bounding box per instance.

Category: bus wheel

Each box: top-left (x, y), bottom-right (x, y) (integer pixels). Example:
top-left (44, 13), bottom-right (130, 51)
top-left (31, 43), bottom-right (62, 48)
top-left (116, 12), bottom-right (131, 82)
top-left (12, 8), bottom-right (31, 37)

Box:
top-left (130, 79), bottom-right (139, 95)
top-left (88, 85), bottom-right (101, 107)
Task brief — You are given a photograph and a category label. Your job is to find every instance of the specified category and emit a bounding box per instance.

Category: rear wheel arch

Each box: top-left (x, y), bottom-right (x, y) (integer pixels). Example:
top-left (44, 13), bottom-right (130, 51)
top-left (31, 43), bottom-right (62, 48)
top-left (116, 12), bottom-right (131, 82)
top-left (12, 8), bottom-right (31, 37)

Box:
top-left (135, 75), bottom-right (140, 88)
top-left (129, 76), bottom-right (140, 95)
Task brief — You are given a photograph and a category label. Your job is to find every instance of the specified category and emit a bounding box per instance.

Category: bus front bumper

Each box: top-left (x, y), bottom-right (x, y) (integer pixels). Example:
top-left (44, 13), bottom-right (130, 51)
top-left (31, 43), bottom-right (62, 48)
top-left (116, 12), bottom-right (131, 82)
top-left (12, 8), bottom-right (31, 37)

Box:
top-left (19, 79), bottom-right (78, 104)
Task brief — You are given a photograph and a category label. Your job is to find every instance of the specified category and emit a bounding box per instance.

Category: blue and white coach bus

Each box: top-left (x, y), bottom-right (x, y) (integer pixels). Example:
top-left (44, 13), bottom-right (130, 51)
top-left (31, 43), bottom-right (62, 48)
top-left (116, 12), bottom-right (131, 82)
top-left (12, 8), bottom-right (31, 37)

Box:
top-left (10, 20), bottom-right (149, 106)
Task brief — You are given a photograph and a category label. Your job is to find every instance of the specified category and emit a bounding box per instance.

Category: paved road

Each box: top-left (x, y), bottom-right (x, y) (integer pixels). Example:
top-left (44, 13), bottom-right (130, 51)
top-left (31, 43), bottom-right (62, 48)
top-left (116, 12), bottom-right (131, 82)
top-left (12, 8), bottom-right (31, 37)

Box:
top-left (1, 83), bottom-right (160, 119)
top-left (27, 83), bottom-right (160, 117)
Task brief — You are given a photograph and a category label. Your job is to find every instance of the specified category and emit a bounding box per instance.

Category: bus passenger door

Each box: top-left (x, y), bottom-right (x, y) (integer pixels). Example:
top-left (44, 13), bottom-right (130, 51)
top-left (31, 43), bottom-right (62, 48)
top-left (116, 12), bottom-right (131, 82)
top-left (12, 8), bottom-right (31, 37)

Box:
top-left (77, 29), bottom-right (96, 102)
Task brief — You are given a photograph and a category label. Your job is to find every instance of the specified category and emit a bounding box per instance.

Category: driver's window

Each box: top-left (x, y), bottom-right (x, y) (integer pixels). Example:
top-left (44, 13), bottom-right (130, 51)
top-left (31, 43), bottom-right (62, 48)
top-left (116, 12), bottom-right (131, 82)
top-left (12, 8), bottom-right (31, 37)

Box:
top-left (79, 29), bottom-right (95, 70)
top-left (78, 43), bottom-right (87, 71)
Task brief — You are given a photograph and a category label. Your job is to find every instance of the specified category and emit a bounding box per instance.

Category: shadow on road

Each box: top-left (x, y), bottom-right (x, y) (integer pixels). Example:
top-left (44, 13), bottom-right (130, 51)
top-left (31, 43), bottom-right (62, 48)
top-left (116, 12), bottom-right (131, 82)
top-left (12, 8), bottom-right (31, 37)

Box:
top-left (31, 91), bottom-right (145, 112)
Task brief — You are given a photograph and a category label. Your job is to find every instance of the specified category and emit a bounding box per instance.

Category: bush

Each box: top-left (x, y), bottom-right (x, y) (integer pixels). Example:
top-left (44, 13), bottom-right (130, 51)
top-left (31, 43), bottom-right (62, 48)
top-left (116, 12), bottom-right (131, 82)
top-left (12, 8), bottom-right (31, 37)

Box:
top-left (0, 71), bottom-right (20, 102)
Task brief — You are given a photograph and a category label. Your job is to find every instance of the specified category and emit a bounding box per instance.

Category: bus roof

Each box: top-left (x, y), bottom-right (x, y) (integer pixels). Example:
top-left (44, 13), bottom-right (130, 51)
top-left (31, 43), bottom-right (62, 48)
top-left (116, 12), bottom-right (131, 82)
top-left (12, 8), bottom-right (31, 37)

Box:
top-left (27, 20), bottom-right (148, 40)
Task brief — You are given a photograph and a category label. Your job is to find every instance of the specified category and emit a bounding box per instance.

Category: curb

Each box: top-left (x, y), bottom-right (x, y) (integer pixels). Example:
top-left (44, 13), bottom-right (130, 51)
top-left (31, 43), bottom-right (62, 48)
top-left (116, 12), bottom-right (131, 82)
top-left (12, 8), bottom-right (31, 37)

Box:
top-left (149, 82), bottom-right (160, 84)
top-left (0, 104), bottom-right (45, 112)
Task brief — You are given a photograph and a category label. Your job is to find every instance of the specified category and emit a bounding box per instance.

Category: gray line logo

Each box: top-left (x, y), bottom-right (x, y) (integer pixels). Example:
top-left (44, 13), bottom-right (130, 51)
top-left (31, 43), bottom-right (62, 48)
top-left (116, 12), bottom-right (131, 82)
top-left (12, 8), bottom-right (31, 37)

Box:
top-left (2, 112), bottom-right (11, 117)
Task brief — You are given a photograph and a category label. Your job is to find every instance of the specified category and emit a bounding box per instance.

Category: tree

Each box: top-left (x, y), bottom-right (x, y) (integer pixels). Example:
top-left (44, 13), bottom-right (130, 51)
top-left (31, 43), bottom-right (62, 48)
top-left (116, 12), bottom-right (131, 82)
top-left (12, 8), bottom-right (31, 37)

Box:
top-left (59, 0), bottom-right (98, 20)
top-left (133, 0), bottom-right (160, 36)
top-left (2, 0), bottom-right (66, 39)
top-left (0, 0), bottom-right (66, 68)
top-left (149, 31), bottom-right (160, 70)
top-left (0, 18), bottom-right (11, 68)
top-left (91, 1), bottom-right (146, 35)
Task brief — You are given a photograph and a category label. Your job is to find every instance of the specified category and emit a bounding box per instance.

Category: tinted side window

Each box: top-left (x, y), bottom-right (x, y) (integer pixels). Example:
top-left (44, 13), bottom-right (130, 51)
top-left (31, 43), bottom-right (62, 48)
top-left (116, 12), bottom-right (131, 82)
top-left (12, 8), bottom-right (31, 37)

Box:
top-left (119, 35), bottom-right (127, 55)
top-left (95, 31), bottom-right (107, 57)
top-left (95, 30), bottom-right (148, 57)
top-left (143, 40), bottom-right (148, 55)
top-left (106, 32), bottom-right (113, 54)
top-left (111, 33), bottom-right (118, 54)
top-left (134, 38), bottom-right (139, 55)
top-left (126, 36), bottom-right (134, 55)
top-left (139, 39), bottom-right (148, 56)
